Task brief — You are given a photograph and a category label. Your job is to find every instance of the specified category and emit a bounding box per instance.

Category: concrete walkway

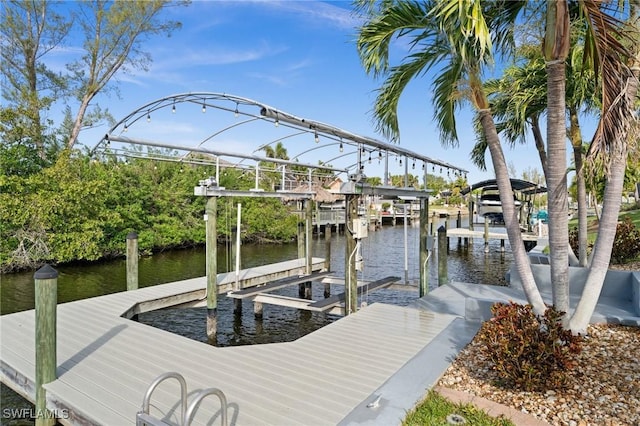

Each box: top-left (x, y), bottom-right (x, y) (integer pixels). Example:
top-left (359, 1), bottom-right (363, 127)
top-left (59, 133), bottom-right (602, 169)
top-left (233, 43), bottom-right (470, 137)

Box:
top-left (343, 270), bottom-right (640, 425)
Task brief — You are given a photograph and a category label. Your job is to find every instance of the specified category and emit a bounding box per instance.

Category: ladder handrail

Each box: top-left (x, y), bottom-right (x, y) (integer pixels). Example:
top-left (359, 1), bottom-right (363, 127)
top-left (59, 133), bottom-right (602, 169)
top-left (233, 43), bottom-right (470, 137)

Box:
top-left (138, 371), bottom-right (188, 425)
top-left (184, 388), bottom-right (228, 426)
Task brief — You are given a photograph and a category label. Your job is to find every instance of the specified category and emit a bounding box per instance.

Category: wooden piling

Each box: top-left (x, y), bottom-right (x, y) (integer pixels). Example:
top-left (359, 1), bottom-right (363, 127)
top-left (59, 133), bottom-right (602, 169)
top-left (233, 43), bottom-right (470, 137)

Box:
top-left (205, 196), bottom-right (218, 342)
top-left (34, 264), bottom-right (57, 426)
top-left (456, 210), bottom-right (462, 245)
top-left (437, 225), bottom-right (448, 286)
top-left (254, 301), bottom-right (263, 319)
top-left (126, 232), bottom-right (138, 291)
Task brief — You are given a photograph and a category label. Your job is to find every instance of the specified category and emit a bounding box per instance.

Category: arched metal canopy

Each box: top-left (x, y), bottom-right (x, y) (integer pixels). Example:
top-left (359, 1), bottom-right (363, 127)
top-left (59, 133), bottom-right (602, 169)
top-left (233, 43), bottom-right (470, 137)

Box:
top-left (461, 179), bottom-right (547, 196)
top-left (92, 92), bottom-right (468, 179)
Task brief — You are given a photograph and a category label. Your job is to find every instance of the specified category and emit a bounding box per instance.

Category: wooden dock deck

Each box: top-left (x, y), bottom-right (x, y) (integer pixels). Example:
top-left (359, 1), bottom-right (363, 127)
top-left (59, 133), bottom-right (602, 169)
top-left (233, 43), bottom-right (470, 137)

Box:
top-left (1, 259), bottom-right (457, 425)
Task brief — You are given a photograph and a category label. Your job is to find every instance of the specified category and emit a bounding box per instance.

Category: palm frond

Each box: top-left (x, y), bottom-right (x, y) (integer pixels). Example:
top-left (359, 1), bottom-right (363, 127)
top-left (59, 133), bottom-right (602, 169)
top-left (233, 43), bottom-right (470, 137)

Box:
top-left (356, 1), bottom-right (433, 78)
top-left (579, 0), bottom-right (636, 160)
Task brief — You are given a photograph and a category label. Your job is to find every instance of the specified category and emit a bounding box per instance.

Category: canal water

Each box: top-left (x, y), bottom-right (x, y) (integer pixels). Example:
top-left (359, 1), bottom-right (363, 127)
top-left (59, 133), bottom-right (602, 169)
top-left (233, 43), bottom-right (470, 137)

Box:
top-left (0, 221), bottom-right (515, 421)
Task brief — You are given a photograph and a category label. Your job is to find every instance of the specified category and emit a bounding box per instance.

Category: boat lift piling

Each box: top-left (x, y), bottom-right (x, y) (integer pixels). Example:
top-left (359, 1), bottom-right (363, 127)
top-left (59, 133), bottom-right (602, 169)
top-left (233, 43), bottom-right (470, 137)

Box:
top-left (126, 232), bottom-right (139, 291)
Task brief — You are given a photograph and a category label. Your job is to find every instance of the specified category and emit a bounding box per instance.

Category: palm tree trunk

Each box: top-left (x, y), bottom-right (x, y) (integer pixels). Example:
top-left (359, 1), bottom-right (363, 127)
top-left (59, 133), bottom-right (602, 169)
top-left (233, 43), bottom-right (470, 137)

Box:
top-left (546, 59), bottom-right (570, 316)
top-left (569, 146), bottom-right (627, 333)
top-left (530, 116), bottom-right (548, 176)
top-left (479, 110), bottom-right (546, 316)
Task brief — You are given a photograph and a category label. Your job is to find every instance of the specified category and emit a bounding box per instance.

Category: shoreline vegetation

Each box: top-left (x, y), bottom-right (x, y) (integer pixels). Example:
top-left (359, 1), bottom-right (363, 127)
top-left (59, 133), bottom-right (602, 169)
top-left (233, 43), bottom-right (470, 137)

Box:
top-left (0, 150), bottom-right (472, 274)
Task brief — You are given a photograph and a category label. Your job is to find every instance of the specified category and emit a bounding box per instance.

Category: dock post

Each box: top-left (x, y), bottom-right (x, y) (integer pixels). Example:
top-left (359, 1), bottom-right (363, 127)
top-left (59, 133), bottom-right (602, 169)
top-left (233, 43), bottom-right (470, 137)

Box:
top-left (437, 226), bottom-right (448, 286)
top-left (456, 210), bottom-right (462, 246)
top-left (126, 232), bottom-right (138, 291)
top-left (324, 225), bottom-right (331, 297)
top-left (500, 239), bottom-right (505, 252)
top-left (34, 265), bottom-right (57, 426)
top-left (419, 197), bottom-right (430, 296)
top-left (445, 214), bottom-right (450, 254)
top-left (484, 217), bottom-right (490, 253)
top-left (254, 301), bottom-right (263, 319)
top-left (205, 196), bottom-right (218, 342)
top-left (231, 225), bottom-right (242, 315)
top-left (430, 211), bottom-right (436, 235)
top-left (304, 199), bottom-right (313, 298)
top-left (468, 199), bottom-right (474, 246)
top-left (297, 202), bottom-right (305, 297)
top-left (344, 194), bottom-right (358, 315)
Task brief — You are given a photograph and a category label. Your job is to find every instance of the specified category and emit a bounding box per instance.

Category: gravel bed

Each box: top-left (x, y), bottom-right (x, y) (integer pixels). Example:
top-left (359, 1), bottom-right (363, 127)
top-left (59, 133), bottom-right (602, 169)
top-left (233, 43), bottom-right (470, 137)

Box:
top-left (438, 324), bottom-right (640, 425)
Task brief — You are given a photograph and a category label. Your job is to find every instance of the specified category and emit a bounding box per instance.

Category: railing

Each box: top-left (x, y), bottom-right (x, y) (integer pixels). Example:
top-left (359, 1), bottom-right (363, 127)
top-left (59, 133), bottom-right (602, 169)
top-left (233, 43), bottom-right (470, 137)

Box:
top-left (137, 372), bottom-right (227, 426)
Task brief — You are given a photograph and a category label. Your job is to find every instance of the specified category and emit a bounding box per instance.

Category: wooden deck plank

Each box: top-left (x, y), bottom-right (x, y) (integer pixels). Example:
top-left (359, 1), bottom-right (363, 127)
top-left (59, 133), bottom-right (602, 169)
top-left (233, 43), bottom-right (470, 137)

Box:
top-left (1, 260), bottom-right (457, 425)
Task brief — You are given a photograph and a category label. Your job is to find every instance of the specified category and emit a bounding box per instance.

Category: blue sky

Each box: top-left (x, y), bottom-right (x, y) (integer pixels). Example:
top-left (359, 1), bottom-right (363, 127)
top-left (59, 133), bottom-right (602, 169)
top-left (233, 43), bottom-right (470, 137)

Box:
top-left (58, 0), bottom-right (562, 185)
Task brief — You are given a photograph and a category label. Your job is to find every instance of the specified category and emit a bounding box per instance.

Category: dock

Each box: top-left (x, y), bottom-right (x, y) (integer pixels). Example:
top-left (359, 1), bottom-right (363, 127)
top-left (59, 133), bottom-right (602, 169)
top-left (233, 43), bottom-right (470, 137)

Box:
top-left (446, 227), bottom-right (539, 242)
top-left (0, 259), bottom-right (468, 425)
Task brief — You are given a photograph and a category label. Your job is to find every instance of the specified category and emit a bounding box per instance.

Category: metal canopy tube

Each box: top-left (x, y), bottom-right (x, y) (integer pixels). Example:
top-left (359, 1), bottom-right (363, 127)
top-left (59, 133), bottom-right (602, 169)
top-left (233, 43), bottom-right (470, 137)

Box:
top-left (104, 135), bottom-right (348, 172)
top-left (260, 106), bottom-right (467, 173)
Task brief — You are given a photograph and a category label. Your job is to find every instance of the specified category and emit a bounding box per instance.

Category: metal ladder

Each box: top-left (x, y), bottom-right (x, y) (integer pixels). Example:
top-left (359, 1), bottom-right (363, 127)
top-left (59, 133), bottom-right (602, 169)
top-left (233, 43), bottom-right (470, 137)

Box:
top-left (136, 372), bottom-right (228, 426)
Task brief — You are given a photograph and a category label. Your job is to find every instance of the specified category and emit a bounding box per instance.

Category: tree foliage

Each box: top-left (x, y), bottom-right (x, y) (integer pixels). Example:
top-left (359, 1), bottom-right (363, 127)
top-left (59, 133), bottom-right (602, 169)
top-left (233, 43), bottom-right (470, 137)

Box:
top-left (0, 153), bottom-right (299, 273)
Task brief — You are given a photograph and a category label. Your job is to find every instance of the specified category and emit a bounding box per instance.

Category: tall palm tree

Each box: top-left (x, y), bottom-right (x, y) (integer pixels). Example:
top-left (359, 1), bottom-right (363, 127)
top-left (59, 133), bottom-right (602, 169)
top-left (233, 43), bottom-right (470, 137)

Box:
top-left (570, 9), bottom-right (639, 332)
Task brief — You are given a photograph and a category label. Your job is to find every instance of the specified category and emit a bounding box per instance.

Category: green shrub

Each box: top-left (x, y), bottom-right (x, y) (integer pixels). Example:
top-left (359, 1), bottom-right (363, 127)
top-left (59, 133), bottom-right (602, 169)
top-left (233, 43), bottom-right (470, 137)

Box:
top-left (611, 216), bottom-right (640, 264)
top-left (476, 302), bottom-right (582, 392)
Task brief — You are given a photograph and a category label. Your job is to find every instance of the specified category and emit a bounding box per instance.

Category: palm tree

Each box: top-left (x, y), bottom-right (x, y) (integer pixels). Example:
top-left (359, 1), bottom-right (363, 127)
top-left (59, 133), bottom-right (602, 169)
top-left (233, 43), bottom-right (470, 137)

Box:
top-left (356, 0), bottom-right (547, 315)
top-left (356, 0), bottom-right (637, 332)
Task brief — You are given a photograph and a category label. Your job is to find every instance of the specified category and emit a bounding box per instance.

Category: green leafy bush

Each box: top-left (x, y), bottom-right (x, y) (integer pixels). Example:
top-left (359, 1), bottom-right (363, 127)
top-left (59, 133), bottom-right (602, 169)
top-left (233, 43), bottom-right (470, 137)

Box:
top-left (476, 302), bottom-right (582, 391)
top-left (611, 216), bottom-right (640, 264)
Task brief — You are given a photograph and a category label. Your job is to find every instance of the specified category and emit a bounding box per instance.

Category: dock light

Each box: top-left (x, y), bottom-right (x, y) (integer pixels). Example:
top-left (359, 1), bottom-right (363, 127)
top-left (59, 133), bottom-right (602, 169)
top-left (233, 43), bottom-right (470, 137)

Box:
top-left (399, 158), bottom-right (403, 166)
top-left (339, 141), bottom-right (344, 152)
top-left (234, 103), bottom-right (239, 117)
top-left (172, 103), bottom-right (176, 113)
top-left (412, 161), bottom-right (415, 170)
top-left (314, 131), bottom-right (319, 143)
top-left (202, 103), bottom-right (206, 113)
top-left (146, 112), bottom-right (151, 122)
top-left (368, 153), bottom-right (371, 164)
top-left (378, 150), bottom-right (382, 159)
top-left (124, 123), bottom-right (128, 132)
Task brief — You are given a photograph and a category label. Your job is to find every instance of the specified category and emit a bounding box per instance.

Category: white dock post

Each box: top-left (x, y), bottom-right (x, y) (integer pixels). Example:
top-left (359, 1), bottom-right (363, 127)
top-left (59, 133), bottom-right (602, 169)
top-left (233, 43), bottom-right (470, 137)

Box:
top-left (304, 199), bottom-right (313, 298)
top-left (233, 203), bottom-right (242, 315)
top-left (324, 225), bottom-right (331, 297)
top-left (34, 265), bottom-right (57, 426)
top-left (206, 196), bottom-right (218, 342)
top-left (344, 194), bottom-right (358, 314)
top-left (484, 217), bottom-right (490, 253)
top-left (126, 232), bottom-right (138, 291)
top-left (297, 201), bottom-right (305, 297)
